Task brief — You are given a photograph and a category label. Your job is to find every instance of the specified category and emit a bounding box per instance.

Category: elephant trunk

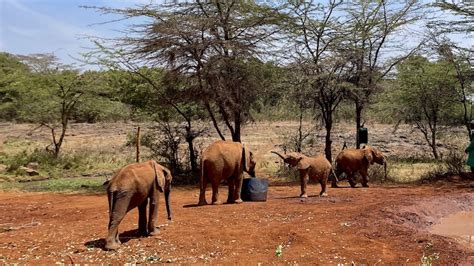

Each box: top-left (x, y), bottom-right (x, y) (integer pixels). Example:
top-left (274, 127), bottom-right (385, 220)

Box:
top-left (271, 151), bottom-right (287, 160)
top-left (165, 189), bottom-right (171, 220)
top-left (383, 161), bottom-right (388, 181)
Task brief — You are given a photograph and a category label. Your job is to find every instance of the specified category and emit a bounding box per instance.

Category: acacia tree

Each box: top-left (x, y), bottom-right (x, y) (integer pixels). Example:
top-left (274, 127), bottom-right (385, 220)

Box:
top-left (282, 64), bottom-right (313, 153)
top-left (340, 0), bottom-right (423, 148)
top-left (432, 37), bottom-right (473, 137)
top-left (397, 55), bottom-right (458, 159)
top-left (18, 54), bottom-right (87, 157)
top-left (428, 0), bottom-right (473, 138)
top-left (96, 55), bottom-right (207, 174)
top-left (88, 0), bottom-right (282, 142)
top-left (283, 0), bottom-right (346, 161)
top-left (431, 0), bottom-right (474, 34)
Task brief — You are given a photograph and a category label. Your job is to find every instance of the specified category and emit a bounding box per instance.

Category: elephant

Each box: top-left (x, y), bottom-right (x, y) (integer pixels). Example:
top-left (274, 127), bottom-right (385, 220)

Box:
top-left (271, 151), bottom-right (332, 198)
top-left (198, 140), bottom-right (256, 206)
top-left (104, 160), bottom-right (172, 250)
top-left (332, 145), bottom-right (386, 188)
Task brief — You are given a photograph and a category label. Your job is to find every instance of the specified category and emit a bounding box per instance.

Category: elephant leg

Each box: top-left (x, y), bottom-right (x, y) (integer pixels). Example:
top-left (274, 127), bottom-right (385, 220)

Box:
top-left (361, 168), bottom-right (369, 187)
top-left (233, 174), bottom-right (243, 203)
top-left (148, 190), bottom-right (159, 236)
top-left (211, 180), bottom-right (222, 205)
top-left (105, 191), bottom-right (130, 250)
top-left (347, 173), bottom-right (357, 188)
top-left (226, 178), bottom-right (235, 204)
top-left (299, 171), bottom-right (308, 198)
top-left (198, 175), bottom-right (208, 206)
top-left (138, 199), bottom-right (148, 236)
top-left (319, 176), bottom-right (328, 197)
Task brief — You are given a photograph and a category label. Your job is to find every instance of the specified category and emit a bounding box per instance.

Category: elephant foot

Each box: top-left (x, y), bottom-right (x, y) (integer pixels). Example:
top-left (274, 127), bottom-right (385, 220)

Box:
top-left (212, 200), bottom-right (223, 205)
top-left (198, 200), bottom-right (208, 206)
top-left (348, 181), bottom-right (357, 188)
top-left (105, 241), bottom-right (121, 251)
top-left (148, 228), bottom-right (159, 236)
top-left (320, 192), bottom-right (328, 197)
top-left (300, 194), bottom-right (308, 198)
top-left (362, 183), bottom-right (369, 188)
top-left (234, 198), bottom-right (243, 204)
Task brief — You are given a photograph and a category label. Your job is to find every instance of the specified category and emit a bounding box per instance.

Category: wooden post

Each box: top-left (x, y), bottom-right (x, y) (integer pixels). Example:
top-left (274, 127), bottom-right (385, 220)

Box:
top-left (136, 126), bottom-right (141, 163)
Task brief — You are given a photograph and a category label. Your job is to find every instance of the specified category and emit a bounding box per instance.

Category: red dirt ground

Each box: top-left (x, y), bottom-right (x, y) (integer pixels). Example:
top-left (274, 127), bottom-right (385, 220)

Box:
top-left (0, 182), bottom-right (473, 264)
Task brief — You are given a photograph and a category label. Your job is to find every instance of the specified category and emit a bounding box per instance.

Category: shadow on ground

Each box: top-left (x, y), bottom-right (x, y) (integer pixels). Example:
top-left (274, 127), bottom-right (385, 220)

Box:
top-left (84, 229), bottom-right (143, 250)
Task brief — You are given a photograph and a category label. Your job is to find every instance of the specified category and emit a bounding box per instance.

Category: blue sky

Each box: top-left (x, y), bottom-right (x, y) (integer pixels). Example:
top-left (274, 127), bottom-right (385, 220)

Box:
top-left (1, 0), bottom-right (472, 69)
top-left (0, 0), bottom-right (155, 66)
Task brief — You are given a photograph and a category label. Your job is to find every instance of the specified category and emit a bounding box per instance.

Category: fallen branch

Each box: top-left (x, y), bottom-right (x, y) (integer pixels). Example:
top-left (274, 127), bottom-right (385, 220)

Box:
top-left (0, 221), bottom-right (41, 232)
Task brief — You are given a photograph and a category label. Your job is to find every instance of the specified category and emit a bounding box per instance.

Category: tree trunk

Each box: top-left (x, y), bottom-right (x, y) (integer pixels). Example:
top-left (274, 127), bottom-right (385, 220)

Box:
top-left (232, 110), bottom-right (241, 142)
top-left (431, 128), bottom-right (439, 160)
top-left (185, 128), bottom-right (198, 174)
top-left (325, 119), bottom-right (333, 162)
top-left (462, 98), bottom-right (471, 138)
top-left (205, 102), bottom-right (225, 141)
top-left (297, 109), bottom-right (303, 153)
top-left (136, 126), bottom-right (141, 163)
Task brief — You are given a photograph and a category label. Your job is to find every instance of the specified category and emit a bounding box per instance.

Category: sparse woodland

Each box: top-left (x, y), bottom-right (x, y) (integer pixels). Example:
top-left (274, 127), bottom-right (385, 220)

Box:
top-left (0, 0), bottom-right (472, 182)
top-left (1, 2), bottom-right (474, 264)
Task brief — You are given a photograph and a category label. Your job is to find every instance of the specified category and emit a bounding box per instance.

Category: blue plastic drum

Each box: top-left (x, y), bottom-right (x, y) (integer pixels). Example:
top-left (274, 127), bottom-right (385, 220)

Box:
top-left (241, 177), bottom-right (268, 202)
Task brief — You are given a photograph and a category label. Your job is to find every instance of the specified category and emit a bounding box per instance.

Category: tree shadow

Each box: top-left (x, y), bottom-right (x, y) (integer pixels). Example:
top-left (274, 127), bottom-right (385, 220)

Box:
top-left (183, 203), bottom-right (200, 208)
top-left (84, 229), bottom-right (143, 251)
top-left (183, 201), bottom-right (239, 208)
top-left (275, 195), bottom-right (325, 200)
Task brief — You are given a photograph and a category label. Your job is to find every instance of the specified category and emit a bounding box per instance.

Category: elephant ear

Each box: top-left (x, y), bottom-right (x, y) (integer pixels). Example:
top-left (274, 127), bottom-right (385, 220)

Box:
top-left (297, 157), bottom-right (311, 170)
top-left (162, 167), bottom-right (172, 187)
top-left (153, 162), bottom-right (165, 193)
top-left (364, 148), bottom-right (374, 165)
top-left (242, 144), bottom-right (252, 172)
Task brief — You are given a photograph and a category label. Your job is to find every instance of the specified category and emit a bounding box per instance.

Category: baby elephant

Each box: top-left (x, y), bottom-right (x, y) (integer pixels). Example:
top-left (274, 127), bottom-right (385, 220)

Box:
top-left (272, 151), bottom-right (332, 198)
top-left (104, 160), bottom-right (172, 250)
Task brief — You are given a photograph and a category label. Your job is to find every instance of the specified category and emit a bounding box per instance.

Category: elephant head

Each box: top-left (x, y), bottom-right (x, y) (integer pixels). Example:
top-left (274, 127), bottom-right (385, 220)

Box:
top-left (153, 163), bottom-right (173, 220)
top-left (363, 146), bottom-right (387, 179)
top-left (271, 151), bottom-right (310, 170)
top-left (243, 145), bottom-right (256, 177)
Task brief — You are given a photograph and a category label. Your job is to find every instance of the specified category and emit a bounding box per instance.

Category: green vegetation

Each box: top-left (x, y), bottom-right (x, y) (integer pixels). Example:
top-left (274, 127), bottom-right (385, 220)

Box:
top-left (0, 177), bottom-right (105, 193)
top-left (0, 0), bottom-right (472, 192)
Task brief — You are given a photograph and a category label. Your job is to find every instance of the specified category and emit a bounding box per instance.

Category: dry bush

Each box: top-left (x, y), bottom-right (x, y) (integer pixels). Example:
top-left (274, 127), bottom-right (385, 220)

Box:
top-left (420, 146), bottom-right (466, 181)
top-left (368, 164), bottom-right (388, 183)
top-left (443, 148), bottom-right (465, 175)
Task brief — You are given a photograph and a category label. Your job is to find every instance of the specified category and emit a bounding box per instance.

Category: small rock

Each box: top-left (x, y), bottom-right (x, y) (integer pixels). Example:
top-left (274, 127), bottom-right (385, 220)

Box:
top-left (0, 164), bottom-right (7, 173)
top-left (18, 166), bottom-right (39, 176)
top-left (27, 162), bottom-right (39, 170)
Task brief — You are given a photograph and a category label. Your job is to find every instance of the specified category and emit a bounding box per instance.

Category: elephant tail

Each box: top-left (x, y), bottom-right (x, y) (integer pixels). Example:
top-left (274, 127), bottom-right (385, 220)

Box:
top-left (329, 167), bottom-right (339, 183)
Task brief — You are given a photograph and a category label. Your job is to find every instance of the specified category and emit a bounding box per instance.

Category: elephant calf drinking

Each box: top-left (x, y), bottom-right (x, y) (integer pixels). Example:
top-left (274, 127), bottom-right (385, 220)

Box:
top-left (104, 160), bottom-right (172, 250)
top-left (198, 140), bottom-right (256, 206)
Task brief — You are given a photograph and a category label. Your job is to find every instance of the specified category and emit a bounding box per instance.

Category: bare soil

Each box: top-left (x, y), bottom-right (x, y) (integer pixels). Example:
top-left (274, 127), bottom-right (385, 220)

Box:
top-left (1, 181), bottom-right (473, 264)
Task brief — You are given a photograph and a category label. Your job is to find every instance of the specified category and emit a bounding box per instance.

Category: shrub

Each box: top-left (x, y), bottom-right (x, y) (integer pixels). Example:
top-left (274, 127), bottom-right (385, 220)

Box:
top-left (443, 148), bottom-right (465, 175)
top-left (368, 163), bottom-right (388, 183)
top-left (3, 148), bottom-right (86, 178)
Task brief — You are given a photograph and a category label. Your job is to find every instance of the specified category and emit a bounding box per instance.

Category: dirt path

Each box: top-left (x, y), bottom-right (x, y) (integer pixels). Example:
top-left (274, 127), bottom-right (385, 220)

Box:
top-left (0, 182), bottom-right (473, 264)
